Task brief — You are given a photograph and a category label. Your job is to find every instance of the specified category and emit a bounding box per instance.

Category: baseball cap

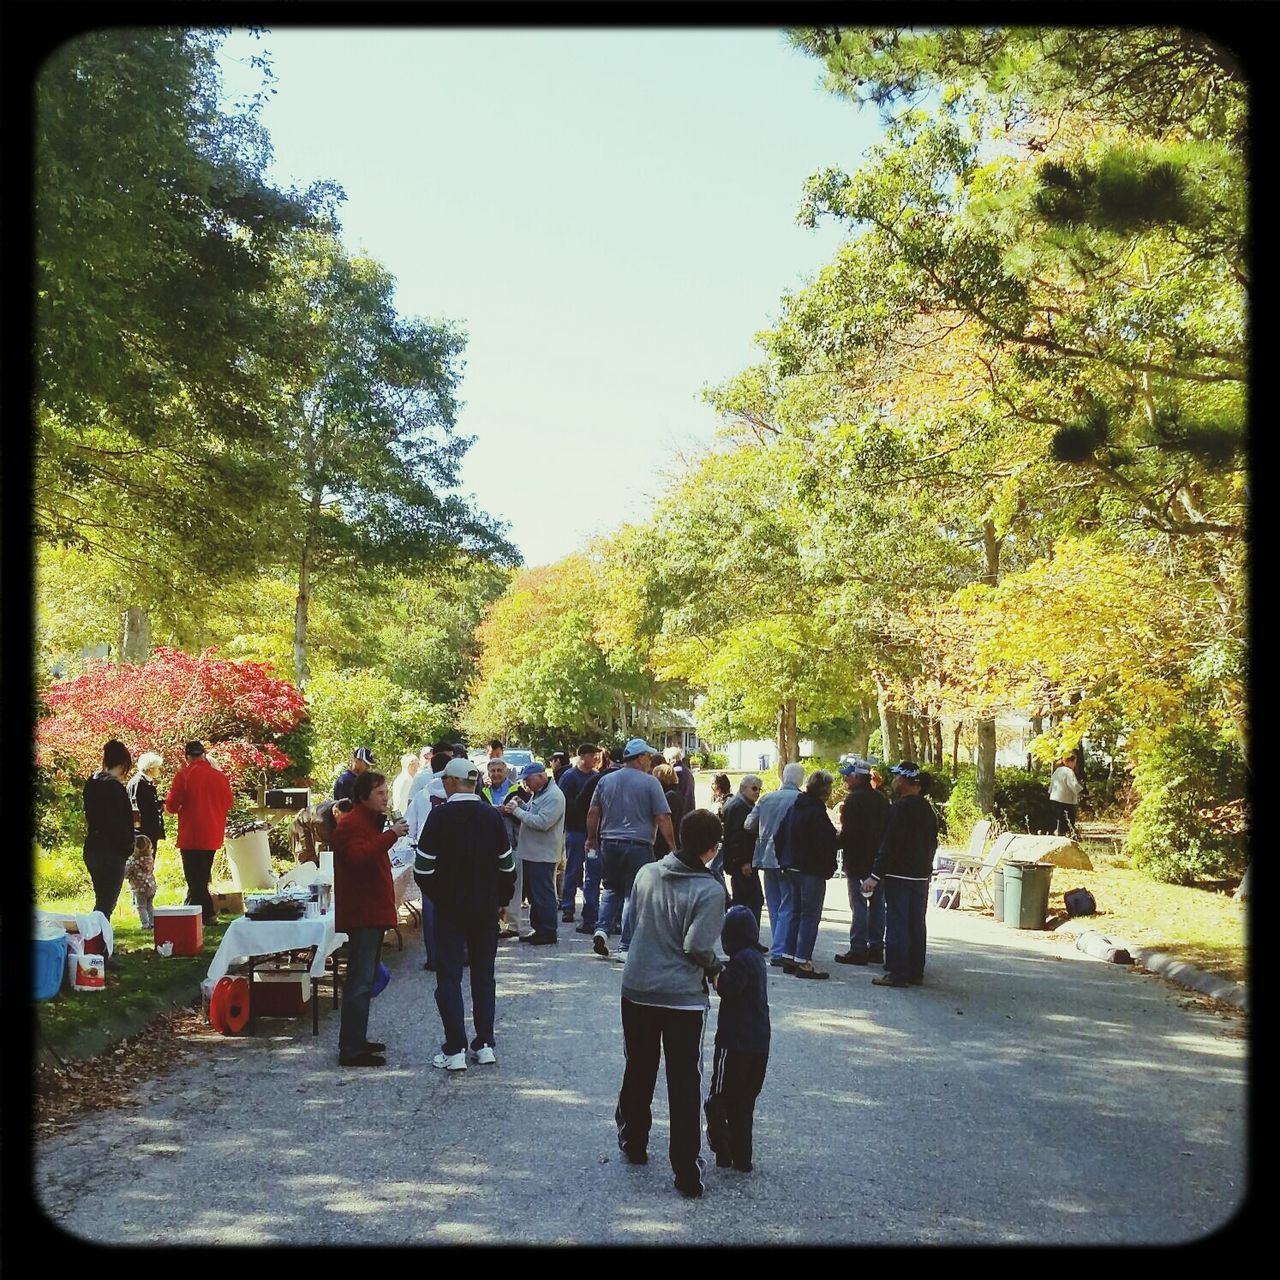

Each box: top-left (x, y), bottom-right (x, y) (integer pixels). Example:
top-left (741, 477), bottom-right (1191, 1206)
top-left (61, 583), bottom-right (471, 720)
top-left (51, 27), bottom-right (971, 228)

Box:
top-left (184, 740), bottom-right (206, 757)
top-left (442, 758), bottom-right (480, 780)
top-left (353, 747), bottom-right (376, 765)
top-left (838, 758), bottom-right (873, 777)
top-left (622, 737), bottom-right (659, 760)
top-left (890, 760), bottom-right (923, 779)
top-left (518, 761), bottom-right (547, 780)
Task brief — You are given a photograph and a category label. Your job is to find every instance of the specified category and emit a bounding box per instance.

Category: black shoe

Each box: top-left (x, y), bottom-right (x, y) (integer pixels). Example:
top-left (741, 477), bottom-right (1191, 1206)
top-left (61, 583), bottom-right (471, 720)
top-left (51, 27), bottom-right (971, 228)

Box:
top-left (769, 957), bottom-right (789, 968)
top-left (715, 1153), bottom-right (733, 1168)
top-left (575, 923), bottom-right (594, 935)
top-left (781, 960), bottom-right (797, 974)
top-left (528, 931), bottom-right (558, 945)
top-left (364, 1041), bottom-right (386, 1053)
top-left (562, 910), bottom-right (575, 923)
top-left (835, 951), bottom-right (870, 965)
top-left (422, 961), bottom-right (436, 971)
top-left (338, 1050), bottom-right (386, 1067)
top-left (733, 1161), bottom-right (753, 1173)
top-left (102, 955), bottom-right (123, 972)
top-left (673, 1177), bottom-right (703, 1198)
top-left (621, 1148), bottom-right (648, 1165)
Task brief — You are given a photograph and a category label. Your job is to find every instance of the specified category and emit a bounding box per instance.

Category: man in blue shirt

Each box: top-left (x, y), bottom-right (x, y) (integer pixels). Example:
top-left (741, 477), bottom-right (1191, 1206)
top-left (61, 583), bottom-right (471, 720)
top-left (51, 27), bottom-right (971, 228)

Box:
top-left (334, 747), bottom-right (375, 802)
top-left (557, 742), bottom-right (600, 926)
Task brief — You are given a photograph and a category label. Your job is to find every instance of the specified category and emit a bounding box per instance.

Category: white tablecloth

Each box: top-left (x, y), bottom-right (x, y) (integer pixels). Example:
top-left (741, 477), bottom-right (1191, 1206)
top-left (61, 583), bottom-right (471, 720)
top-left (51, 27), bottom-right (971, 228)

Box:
top-left (207, 915), bottom-right (348, 982)
top-left (393, 862), bottom-right (419, 911)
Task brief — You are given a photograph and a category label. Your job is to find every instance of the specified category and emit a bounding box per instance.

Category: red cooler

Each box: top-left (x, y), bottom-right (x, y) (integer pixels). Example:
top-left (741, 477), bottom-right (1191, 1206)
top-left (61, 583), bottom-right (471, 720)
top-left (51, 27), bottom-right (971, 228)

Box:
top-left (153, 905), bottom-right (204, 955)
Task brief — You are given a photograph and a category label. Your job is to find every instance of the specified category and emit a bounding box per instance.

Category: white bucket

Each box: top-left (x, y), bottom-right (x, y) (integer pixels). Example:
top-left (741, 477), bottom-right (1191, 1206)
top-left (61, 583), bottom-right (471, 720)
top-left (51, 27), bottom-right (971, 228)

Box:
top-left (318, 848), bottom-right (334, 879)
top-left (225, 829), bottom-right (274, 890)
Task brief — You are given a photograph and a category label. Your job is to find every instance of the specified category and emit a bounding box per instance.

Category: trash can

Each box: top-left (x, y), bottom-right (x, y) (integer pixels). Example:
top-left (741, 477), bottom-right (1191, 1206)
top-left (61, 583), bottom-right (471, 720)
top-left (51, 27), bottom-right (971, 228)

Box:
top-left (993, 866), bottom-right (1005, 923)
top-left (1003, 860), bottom-right (1055, 930)
top-left (225, 828), bottom-right (274, 890)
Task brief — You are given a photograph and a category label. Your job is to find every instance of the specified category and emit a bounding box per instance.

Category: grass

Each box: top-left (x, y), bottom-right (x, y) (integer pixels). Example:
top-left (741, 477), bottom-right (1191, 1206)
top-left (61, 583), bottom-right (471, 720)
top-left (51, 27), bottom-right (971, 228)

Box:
top-left (35, 886), bottom-right (231, 1062)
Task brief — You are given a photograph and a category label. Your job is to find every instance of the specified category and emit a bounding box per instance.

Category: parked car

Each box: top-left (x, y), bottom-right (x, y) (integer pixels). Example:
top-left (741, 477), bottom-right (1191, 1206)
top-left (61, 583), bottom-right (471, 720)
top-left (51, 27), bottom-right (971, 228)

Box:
top-left (470, 748), bottom-right (536, 771)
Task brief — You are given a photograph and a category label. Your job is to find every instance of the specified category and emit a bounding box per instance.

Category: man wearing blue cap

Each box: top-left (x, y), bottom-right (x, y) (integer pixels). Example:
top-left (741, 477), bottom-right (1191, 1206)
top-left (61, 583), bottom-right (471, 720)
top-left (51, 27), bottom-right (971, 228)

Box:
top-left (587, 738), bottom-right (675, 959)
top-left (861, 761), bottom-right (938, 988)
top-left (334, 746), bottom-right (375, 803)
top-left (503, 762), bottom-right (566, 944)
top-left (834, 758), bottom-right (890, 966)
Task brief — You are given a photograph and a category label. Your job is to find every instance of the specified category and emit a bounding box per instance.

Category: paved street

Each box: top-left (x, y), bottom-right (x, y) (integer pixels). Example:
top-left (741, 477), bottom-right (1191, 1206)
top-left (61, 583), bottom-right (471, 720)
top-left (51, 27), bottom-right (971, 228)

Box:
top-left (35, 878), bottom-right (1246, 1245)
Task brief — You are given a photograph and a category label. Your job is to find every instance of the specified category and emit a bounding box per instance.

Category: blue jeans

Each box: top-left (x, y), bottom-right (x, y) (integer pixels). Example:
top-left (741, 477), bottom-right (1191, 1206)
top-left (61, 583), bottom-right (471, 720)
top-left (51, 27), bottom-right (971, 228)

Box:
top-left (561, 830), bottom-right (587, 913)
top-left (523, 860), bottom-right (558, 935)
top-left (582, 846), bottom-right (603, 929)
top-left (884, 877), bottom-right (928, 983)
top-left (847, 875), bottom-right (885, 956)
top-left (781, 870), bottom-right (826, 965)
top-left (763, 868), bottom-right (791, 960)
top-left (338, 926), bottom-right (384, 1057)
top-left (596, 838), bottom-right (654, 950)
top-left (434, 911), bottom-right (499, 1054)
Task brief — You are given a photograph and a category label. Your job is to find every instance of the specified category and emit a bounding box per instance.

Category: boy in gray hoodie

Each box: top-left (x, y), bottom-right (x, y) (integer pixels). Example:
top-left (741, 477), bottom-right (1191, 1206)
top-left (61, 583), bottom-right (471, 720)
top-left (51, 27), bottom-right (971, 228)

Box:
top-left (616, 808), bottom-right (728, 1198)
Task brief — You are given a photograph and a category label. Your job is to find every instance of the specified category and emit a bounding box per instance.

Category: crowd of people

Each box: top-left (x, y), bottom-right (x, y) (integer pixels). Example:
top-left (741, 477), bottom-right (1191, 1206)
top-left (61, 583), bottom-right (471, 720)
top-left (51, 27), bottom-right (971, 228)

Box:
top-left (325, 734), bottom-right (943, 1197)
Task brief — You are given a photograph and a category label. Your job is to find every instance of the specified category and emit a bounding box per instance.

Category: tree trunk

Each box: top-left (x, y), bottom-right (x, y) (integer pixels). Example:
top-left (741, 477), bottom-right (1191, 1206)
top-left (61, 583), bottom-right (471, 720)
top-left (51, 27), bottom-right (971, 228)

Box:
top-left (932, 717), bottom-right (944, 767)
top-left (952, 721), bottom-right (962, 775)
top-left (974, 519), bottom-right (1002, 815)
top-left (121, 606), bottom-right (150, 664)
top-left (875, 678), bottom-right (902, 763)
top-left (293, 539), bottom-right (313, 690)
top-left (775, 698), bottom-right (799, 778)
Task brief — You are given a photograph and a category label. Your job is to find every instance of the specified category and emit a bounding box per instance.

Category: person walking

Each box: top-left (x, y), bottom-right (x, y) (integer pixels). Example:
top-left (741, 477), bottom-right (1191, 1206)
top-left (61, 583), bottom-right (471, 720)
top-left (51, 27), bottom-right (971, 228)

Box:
top-left (1049, 751), bottom-right (1084, 837)
top-left (164, 740), bottom-right (233, 926)
top-left (557, 743), bottom-right (600, 926)
top-left (334, 746), bottom-right (376, 802)
top-left (862, 762), bottom-right (939, 989)
top-left (416, 758), bottom-right (517, 1071)
top-left (704, 905), bottom-right (770, 1174)
top-left (743, 762), bottom-right (804, 967)
top-left (773, 770), bottom-right (838, 979)
top-left (588, 738), bottom-right (675, 959)
top-left (721, 776), bottom-right (763, 923)
top-left (833, 759), bottom-right (890, 966)
top-left (503, 761), bottom-right (566, 944)
top-left (331, 771), bottom-right (408, 1067)
top-left (616, 808), bottom-right (726, 1198)
top-left (82, 739), bottom-right (135, 926)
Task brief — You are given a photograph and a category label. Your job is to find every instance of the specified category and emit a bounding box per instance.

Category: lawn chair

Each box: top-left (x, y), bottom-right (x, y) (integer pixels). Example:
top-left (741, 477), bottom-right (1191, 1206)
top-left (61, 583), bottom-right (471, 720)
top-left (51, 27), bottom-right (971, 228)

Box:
top-left (932, 831), bottom-right (1015, 910)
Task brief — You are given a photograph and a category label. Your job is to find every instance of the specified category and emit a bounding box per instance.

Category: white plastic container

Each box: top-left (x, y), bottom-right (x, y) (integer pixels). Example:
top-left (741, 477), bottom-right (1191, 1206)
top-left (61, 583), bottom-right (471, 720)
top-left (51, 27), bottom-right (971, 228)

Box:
top-left (225, 829), bottom-right (274, 890)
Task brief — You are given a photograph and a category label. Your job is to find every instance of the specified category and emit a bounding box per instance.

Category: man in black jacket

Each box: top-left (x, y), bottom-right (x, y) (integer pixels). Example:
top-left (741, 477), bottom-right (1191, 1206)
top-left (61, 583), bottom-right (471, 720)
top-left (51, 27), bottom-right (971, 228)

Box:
top-left (558, 742), bottom-right (600, 926)
top-left (834, 759), bottom-right (890, 966)
top-left (416, 758), bottom-right (517, 1070)
top-left (720, 776), bottom-right (762, 923)
top-left (862, 762), bottom-right (938, 989)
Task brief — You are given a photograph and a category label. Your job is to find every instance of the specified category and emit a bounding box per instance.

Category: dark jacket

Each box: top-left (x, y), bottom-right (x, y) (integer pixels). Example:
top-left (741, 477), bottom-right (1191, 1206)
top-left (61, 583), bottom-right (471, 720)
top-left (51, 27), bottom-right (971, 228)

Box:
top-left (331, 803), bottom-right (397, 933)
top-left (558, 765), bottom-right (599, 834)
top-left (838, 785), bottom-right (890, 879)
top-left (333, 768), bottom-right (358, 802)
top-left (83, 771), bottom-right (134, 860)
top-left (714, 905), bottom-right (770, 1054)
top-left (654, 786), bottom-right (687, 858)
top-left (415, 797), bottom-right (516, 923)
top-left (127, 772), bottom-right (165, 847)
top-left (675, 762), bottom-right (696, 814)
top-left (774, 791), bottom-right (838, 879)
top-left (720, 793), bottom-right (757, 878)
top-left (871, 794), bottom-right (939, 880)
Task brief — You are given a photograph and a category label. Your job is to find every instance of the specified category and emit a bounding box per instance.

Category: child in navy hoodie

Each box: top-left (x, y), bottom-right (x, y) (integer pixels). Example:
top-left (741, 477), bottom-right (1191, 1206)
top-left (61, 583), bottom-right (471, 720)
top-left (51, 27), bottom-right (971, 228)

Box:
top-left (704, 904), bottom-right (771, 1172)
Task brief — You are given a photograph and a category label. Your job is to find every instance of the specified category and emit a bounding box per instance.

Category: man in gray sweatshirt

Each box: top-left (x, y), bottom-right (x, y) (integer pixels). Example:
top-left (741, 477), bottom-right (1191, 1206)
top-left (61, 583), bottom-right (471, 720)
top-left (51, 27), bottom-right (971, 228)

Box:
top-left (615, 807), bottom-right (727, 1199)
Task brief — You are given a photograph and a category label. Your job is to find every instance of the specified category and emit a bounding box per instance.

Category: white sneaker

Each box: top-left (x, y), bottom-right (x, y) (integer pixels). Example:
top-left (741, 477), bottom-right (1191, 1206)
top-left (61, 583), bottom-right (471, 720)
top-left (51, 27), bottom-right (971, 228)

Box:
top-left (470, 1045), bottom-right (497, 1066)
top-left (432, 1049), bottom-right (467, 1072)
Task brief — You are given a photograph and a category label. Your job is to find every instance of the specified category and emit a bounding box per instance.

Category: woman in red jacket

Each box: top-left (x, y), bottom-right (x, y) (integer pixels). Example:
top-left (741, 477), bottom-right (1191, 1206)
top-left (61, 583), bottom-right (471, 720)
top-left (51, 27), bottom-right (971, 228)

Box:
top-left (331, 771), bottom-right (408, 1068)
top-left (165, 740), bottom-right (234, 925)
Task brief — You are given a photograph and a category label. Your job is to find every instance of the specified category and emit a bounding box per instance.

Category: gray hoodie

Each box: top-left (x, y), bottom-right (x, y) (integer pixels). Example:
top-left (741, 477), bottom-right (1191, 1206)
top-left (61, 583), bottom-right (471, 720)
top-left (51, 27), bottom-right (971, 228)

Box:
top-left (621, 851), bottom-right (727, 1009)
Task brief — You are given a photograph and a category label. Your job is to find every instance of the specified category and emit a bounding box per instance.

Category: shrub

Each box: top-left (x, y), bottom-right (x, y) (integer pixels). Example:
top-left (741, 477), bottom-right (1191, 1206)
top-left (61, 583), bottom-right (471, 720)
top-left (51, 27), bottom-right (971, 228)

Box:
top-left (34, 845), bottom-right (91, 901)
top-left (694, 751), bottom-right (728, 770)
top-left (944, 764), bottom-right (1061, 836)
top-left (1128, 724), bottom-right (1248, 884)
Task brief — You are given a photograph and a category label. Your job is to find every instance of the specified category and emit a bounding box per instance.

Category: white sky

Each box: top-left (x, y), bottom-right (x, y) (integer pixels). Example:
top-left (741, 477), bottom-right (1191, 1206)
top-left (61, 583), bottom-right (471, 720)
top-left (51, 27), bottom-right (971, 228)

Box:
top-left (217, 27), bottom-right (885, 568)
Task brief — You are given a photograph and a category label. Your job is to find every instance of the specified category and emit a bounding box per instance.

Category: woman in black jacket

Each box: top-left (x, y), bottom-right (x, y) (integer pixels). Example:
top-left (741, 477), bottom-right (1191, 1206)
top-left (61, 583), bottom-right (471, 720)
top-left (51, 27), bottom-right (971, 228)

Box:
top-left (83, 739), bottom-right (135, 921)
top-left (774, 770), bottom-right (838, 979)
top-left (127, 751), bottom-right (166, 857)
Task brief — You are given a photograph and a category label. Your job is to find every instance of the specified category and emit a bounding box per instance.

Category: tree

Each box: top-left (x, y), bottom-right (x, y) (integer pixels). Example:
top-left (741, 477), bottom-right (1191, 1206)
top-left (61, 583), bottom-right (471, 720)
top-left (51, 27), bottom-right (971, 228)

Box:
top-left (260, 231), bottom-right (518, 686)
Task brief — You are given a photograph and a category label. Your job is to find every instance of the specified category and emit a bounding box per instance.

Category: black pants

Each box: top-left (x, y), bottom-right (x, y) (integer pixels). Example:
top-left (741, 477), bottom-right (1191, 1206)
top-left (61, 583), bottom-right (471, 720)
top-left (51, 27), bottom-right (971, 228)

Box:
top-left (1052, 801), bottom-right (1078, 837)
top-left (729, 869), bottom-right (764, 924)
top-left (180, 849), bottom-right (217, 923)
top-left (616, 997), bottom-right (707, 1188)
top-left (83, 851), bottom-right (128, 919)
top-left (704, 1045), bottom-right (768, 1169)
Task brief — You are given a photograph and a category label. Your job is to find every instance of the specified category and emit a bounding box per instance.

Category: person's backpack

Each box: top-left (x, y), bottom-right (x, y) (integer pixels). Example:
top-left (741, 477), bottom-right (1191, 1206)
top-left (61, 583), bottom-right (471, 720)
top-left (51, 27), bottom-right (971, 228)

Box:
top-left (1063, 887), bottom-right (1096, 917)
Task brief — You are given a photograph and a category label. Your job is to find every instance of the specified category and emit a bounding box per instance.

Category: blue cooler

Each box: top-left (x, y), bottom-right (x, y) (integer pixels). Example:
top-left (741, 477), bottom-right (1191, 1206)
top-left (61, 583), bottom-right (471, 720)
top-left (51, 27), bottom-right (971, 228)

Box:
top-left (34, 933), bottom-right (69, 1001)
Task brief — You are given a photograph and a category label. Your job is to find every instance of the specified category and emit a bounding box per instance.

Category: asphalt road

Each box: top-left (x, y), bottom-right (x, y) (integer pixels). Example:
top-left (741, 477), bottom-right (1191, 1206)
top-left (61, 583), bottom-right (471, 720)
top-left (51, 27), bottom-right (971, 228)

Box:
top-left (34, 880), bottom-right (1246, 1245)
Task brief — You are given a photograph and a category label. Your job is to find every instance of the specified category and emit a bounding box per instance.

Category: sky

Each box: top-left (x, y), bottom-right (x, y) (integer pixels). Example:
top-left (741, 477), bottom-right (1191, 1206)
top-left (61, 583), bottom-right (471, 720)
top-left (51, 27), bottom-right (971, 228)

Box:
top-left (217, 28), bottom-right (886, 569)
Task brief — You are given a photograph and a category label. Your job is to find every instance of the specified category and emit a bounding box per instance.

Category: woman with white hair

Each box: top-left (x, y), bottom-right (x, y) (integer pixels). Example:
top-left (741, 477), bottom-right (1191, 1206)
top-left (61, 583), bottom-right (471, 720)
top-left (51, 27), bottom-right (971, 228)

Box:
top-left (127, 750), bottom-right (167, 861)
top-left (391, 752), bottom-right (420, 816)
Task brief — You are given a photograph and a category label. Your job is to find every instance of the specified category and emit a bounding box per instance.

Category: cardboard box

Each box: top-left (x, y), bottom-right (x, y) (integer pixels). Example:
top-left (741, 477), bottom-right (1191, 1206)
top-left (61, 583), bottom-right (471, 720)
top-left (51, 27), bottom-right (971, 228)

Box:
top-left (211, 886), bottom-right (244, 915)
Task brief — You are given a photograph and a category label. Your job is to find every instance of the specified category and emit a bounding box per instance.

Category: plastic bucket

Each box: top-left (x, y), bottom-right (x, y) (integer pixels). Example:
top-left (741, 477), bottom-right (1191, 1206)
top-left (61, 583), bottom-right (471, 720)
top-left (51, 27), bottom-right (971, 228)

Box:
top-left (225, 829), bottom-right (274, 890)
top-left (34, 933), bottom-right (69, 1000)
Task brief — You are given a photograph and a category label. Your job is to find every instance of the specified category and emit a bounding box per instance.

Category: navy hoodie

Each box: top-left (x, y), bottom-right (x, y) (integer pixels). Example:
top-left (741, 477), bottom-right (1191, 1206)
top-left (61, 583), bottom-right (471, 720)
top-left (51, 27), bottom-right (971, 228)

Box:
top-left (714, 905), bottom-right (770, 1055)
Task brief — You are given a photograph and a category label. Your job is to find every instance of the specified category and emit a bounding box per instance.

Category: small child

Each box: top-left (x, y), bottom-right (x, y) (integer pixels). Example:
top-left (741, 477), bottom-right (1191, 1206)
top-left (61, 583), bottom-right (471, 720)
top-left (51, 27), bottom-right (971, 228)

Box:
top-left (704, 903), bottom-right (770, 1173)
top-left (125, 833), bottom-right (157, 929)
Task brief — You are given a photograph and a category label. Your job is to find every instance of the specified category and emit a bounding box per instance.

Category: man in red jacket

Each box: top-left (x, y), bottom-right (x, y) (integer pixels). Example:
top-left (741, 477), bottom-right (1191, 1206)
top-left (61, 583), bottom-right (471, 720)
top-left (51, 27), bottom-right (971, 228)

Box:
top-left (165, 741), bottom-right (234, 925)
top-left (331, 771), bottom-right (408, 1067)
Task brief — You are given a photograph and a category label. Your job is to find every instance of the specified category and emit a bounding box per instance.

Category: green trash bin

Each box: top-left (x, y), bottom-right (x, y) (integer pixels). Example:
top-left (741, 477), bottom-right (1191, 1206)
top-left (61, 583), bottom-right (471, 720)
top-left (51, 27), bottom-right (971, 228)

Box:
top-left (993, 866), bottom-right (1005, 923)
top-left (1002, 860), bottom-right (1054, 929)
